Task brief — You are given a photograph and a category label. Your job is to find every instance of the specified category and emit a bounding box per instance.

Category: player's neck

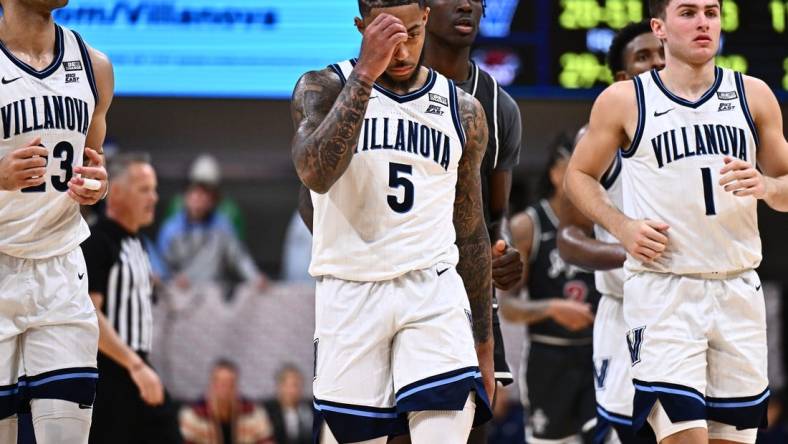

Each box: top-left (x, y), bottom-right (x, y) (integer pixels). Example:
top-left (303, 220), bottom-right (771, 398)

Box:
top-left (377, 65), bottom-right (430, 95)
top-left (657, 57), bottom-right (717, 102)
top-left (106, 210), bottom-right (140, 235)
top-left (0, 5), bottom-right (57, 59)
top-left (422, 38), bottom-right (472, 83)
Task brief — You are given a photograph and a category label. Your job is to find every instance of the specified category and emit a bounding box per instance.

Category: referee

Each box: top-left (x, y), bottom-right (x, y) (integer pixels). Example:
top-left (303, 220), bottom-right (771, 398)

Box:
top-left (81, 153), bottom-right (182, 443)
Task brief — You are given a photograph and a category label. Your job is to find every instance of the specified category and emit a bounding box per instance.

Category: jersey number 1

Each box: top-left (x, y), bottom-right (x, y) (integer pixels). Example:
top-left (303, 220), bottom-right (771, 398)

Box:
top-left (701, 167), bottom-right (716, 216)
top-left (388, 162), bottom-right (414, 213)
top-left (21, 141), bottom-right (75, 193)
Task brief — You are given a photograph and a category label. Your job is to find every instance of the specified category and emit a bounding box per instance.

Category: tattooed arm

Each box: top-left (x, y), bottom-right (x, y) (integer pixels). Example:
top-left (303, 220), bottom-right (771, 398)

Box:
top-left (454, 90), bottom-right (494, 398)
top-left (290, 68), bottom-right (371, 193)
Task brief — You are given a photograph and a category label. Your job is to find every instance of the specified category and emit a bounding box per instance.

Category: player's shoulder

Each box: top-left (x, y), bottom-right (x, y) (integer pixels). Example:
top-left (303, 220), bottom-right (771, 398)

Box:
top-left (738, 74), bottom-right (777, 102)
top-left (293, 68), bottom-right (343, 95)
top-left (589, 80), bottom-right (638, 124)
top-left (456, 88), bottom-right (488, 151)
top-left (510, 209), bottom-right (536, 249)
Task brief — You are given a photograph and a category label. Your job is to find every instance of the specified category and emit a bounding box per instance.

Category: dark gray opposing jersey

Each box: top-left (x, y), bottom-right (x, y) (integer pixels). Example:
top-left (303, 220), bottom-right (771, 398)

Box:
top-left (456, 62), bottom-right (522, 234)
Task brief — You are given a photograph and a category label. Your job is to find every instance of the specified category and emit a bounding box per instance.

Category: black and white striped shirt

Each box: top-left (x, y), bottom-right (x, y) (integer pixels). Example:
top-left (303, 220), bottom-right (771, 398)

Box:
top-left (82, 217), bottom-right (154, 352)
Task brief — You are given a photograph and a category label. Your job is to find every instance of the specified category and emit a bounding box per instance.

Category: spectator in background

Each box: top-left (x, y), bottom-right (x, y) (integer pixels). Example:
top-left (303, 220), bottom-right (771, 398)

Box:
top-left (263, 365), bottom-right (311, 444)
top-left (81, 153), bottom-right (182, 443)
top-left (281, 210), bottom-right (312, 282)
top-left (180, 360), bottom-right (274, 444)
top-left (157, 155), bottom-right (267, 291)
top-left (164, 154), bottom-right (247, 239)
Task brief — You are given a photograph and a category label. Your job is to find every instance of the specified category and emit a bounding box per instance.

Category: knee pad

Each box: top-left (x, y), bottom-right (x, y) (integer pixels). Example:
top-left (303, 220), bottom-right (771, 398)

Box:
top-left (31, 398), bottom-right (92, 444)
top-left (408, 393), bottom-right (476, 444)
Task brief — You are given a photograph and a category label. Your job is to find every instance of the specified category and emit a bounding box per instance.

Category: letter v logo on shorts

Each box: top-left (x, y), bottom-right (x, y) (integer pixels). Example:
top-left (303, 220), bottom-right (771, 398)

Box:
top-left (593, 358), bottom-right (610, 390)
top-left (626, 326), bottom-right (645, 366)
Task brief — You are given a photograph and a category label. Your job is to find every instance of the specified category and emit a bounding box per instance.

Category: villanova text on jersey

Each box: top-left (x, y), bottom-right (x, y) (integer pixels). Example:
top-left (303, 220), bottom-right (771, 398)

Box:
top-left (356, 117), bottom-right (452, 171)
top-left (620, 67), bottom-right (761, 275)
top-left (1, 95), bottom-right (91, 140)
top-left (308, 59), bottom-right (466, 282)
top-left (650, 123), bottom-right (748, 169)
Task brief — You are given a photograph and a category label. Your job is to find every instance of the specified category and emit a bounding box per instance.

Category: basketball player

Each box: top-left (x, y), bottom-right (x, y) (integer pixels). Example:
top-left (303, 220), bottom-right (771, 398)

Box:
top-left (564, 1), bottom-right (788, 443)
top-left (504, 136), bottom-right (599, 444)
top-left (0, 0), bottom-right (114, 443)
top-left (557, 21), bottom-right (664, 444)
top-left (291, 1), bottom-right (493, 443)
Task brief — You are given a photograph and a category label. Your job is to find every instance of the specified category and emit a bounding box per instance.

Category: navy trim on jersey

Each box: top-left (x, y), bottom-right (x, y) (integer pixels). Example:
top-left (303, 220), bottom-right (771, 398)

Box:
top-left (313, 398), bottom-right (406, 443)
top-left (16, 367), bottom-right (98, 408)
top-left (0, 25), bottom-right (64, 80)
top-left (395, 366), bottom-right (492, 427)
top-left (71, 30), bottom-right (98, 103)
top-left (621, 76), bottom-right (646, 159)
top-left (348, 58), bottom-right (437, 103)
top-left (448, 79), bottom-right (467, 148)
top-left (600, 150), bottom-right (622, 189)
top-left (595, 404), bottom-right (636, 444)
top-left (651, 66), bottom-right (723, 109)
top-left (328, 63), bottom-right (346, 87)
top-left (0, 382), bottom-right (19, 420)
top-left (632, 379), bottom-right (706, 437)
top-left (707, 388), bottom-right (770, 430)
top-left (734, 72), bottom-right (760, 149)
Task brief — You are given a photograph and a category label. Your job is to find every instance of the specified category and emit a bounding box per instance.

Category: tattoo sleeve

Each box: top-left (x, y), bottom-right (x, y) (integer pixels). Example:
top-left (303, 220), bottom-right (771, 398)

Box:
top-left (290, 69), bottom-right (372, 193)
top-left (454, 92), bottom-right (492, 344)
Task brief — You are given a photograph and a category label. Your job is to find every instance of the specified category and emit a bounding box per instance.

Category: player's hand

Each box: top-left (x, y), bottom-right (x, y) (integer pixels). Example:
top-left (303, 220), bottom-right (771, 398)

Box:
top-left (547, 299), bottom-right (594, 331)
top-left (130, 362), bottom-right (165, 406)
top-left (474, 337), bottom-right (495, 404)
top-left (719, 156), bottom-right (766, 199)
top-left (616, 219), bottom-right (669, 263)
top-left (68, 147), bottom-right (107, 205)
top-left (491, 240), bottom-right (523, 290)
top-left (354, 13), bottom-right (408, 83)
top-left (0, 137), bottom-right (48, 191)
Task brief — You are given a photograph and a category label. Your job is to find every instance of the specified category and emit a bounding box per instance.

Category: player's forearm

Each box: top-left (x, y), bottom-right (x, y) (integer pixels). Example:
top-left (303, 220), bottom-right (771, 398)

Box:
top-left (499, 297), bottom-right (552, 325)
top-left (565, 169), bottom-right (630, 241)
top-left (298, 184), bottom-right (314, 233)
top-left (456, 225), bottom-right (493, 344)
top-left (292, 72), bottom-right (372, 194)
top-left (96, 310), bottom-right (142, 371)
top-left (557, 225), bottom-right (626, 271)
top-left (763, 175), bottom-right (788, 212)
top-left (488, 214), bottom-right (513, 245)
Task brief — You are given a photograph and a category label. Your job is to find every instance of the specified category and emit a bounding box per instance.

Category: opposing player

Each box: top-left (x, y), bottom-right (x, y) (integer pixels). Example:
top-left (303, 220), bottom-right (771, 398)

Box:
top-left (504, 137), bottom-right (599, 444)
top-left (557, 21), bottom-right (664, 444)
top-left (0, 0), bottom-right (114, 443)
top-left (565, 1), bottom-right (788, 443)
top-left (291, 1), bottom-right (493, 443)
top-left (422, 0), bottom-right (523, 397)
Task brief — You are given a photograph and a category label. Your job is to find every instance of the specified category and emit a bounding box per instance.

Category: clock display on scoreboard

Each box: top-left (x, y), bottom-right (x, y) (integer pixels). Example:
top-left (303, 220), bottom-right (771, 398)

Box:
top-left (474, 0), bottom-right (787, 98)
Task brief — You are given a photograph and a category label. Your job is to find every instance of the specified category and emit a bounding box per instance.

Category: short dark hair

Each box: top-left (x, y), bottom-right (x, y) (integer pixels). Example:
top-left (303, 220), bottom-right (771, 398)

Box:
top-left (358, 0), bottom-right (425, 17)
top-left (538, 132), bottom-right (574, 199)
top-left (607, 20), bottom-right (653, 74)
top-left (276, 364), bottom-right (303, 384)
top-left (107, 152), bottom-right (151, 180)
top-left (213, 358), bottom-right (239, 375)
top-left (649, 0), bottom-right (721, 19)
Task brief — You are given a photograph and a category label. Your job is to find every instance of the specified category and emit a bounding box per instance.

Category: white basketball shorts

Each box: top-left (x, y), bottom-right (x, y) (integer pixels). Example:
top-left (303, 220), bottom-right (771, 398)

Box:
top-left (312, 264), bottom-right (491, 443)
top-left (0, 249), bottom-right (99, 419)
top-left (623, 270), bottom-right (768, 441)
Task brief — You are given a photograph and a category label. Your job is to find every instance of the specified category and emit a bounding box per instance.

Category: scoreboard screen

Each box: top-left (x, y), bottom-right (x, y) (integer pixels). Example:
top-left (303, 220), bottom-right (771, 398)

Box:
top-left (474, 0), bottom-right (787, 99)
top-left (45, 0), bottom-right (787, 99)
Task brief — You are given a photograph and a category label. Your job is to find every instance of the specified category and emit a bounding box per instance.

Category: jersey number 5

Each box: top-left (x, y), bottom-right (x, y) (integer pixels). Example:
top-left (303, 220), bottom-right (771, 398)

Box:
top-left (21, 141), bottom-right (75, 193)
top-left (388, 162), bottom-right (414, 213)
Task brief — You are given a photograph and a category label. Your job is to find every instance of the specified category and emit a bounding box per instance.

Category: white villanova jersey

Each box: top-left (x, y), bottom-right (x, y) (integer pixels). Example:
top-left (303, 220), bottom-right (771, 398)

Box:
top-left (594, 151), bottom-right (625, 298)
top-left (621, 67), bottom-right (760, 275)
top-left (309, 60), bottom-right (465, 281)
top-left (0, 25), bottom-right (97, 259)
